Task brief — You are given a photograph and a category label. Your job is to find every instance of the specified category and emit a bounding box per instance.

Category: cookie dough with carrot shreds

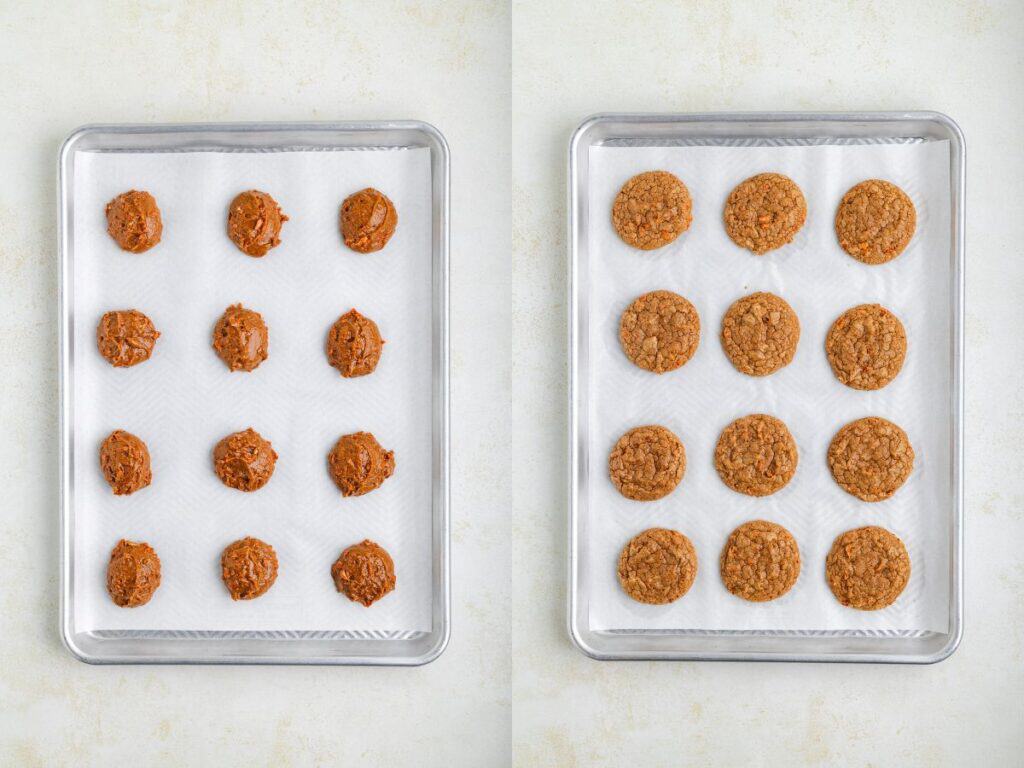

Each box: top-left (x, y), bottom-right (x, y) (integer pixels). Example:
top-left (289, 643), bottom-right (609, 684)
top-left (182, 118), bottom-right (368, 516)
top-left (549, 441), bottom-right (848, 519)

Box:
top-left (723, 172), bottom-right (806, 254)
top-left (611, 170), bottom-right (692, 250)
top-left (835, 179), bottom-right (916, 264)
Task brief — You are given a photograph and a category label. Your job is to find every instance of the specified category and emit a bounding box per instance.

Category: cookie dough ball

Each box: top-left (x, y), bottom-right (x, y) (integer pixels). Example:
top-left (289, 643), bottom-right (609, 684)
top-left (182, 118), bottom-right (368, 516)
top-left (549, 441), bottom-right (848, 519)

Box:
top-left (96, 309), bottom-right (160, 367)
top-left (106, 539), bottom-right (161, 607)
top-left (723, 173), bottom-right (806, 254)
top-left (828, 417), bottom-right (914, 502)
top-left (99, 430), bottom-right (152, 496)
top-left (611, 170), bottom-right (692, 250)
top-left (328, 432), bottom-right (395, 497)
top-left (105, 190), bottom-right (162, 253)
top-left (720, 292), bottom-right (800, 376)
top-left (221, 537), bottom-right (278, 600)
top-left (213, 428), bottom-right (277, 492)
top-left (332, 540), bottom-right (397, 607)
top-left (326, 309), bottom-right (384, 377)
top-left (715, 414), bottom-right (798, 497)
top-left (826, 526), bottom-right (910, 610)
top-left (608, 425), bottom-right (686, 501)
top-left (619, 290), bottom-right (701, 373)
top-left (212, 304), bottom-right (269, 372)
top-left (227, 190), bottom-right (288, 257)
top-left (826, 304), bottom-right (907, 390)
top-left (618, 528), bottom-right (698, 605)
top-left (720, 520), bottom-right (800, 602)
top-left (340, 188), bottom-right (398, 253)
top-left (835, 179), bottom-right (916, 264)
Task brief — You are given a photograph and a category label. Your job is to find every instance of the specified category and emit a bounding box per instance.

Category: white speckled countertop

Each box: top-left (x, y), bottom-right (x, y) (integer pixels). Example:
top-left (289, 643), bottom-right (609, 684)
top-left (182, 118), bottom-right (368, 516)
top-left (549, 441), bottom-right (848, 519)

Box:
top-left (0, 1), bottom-right (1021, 765)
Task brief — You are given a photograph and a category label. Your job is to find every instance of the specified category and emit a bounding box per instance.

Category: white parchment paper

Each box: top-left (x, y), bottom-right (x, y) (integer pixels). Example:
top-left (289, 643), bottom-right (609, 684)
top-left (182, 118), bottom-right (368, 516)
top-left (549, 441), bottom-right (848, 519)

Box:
top-left (72, 148), bottom-right (433, 633)
top-left (586, 140), bottom-right (952, 632)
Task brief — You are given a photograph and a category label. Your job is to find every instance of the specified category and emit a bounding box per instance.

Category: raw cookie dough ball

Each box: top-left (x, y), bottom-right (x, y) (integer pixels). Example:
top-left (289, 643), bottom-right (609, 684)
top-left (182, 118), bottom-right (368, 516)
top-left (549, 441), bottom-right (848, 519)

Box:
top-left (828, 417), bottom-right (914, 502)
top-left (715, 414), bottom-right (798, 497)
top-left (328, 432), bottom-right (395, 497)
top-left (326, 308), bottom-right (384, 377)
top-left (608, 425), bottom-right (686, 501)
top-left (99, 429), bottom-right (152, 496)
top-left (96, 309), bottom-right (160, 367)
top-left (826, 526), bottom-right (910, 610)
top-left (618, 528), bottom-right (698, 605)
top-left (720, 520), bottom-right (800, 602)
top-left (212, 303), bottom-right (269, 372)
top-left (227, 190), bottom-right (288, 257)
top-left (835, 179), bottom-right (916, 264)
top-left (611, 170), bottom-right (692, 250)
top-left (340, 188), bottom-right (398, 253)
top-left (723, 172), bottom-right (807, 254)
top-left (332, 539), bottom-right (397, 607)
top-left (105, 190), bottom-right (163, 253)
top-left (619, 290), bottom-right (701, 374)
top-left (213, 428), bottom-right (277, 492)
top-left (106, 539), bottom-right (162, 607)
top-left (720, 292), bottom-right (800, 376)
top-left (825, 303), bottom-right (907, 390)
top-left (221, 537), bottom-right (279, 600)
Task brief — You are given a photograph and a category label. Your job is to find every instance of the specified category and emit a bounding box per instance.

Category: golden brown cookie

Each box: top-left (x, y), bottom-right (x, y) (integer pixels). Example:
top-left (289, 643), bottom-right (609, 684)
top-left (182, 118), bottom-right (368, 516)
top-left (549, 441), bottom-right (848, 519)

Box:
top-left (96, 309), bottom-right (160, 367)
top-left (213, 428), bottom-right (278, 492)
top-left (723, 173), bottom-right (807, 254)
top-left (105, 190), bottom-right (162, 253)
top-left (608, 425), bottom-right (686, 501)
top-left (99, 429), bottom-right (152, 496)
top-left (341, 188), bottom-right (398, 253)
top-left (720, 520), bottom-right (800, 602)
top-left (221, 537), bottom-right (278, 600)
top-left (826, 526), bottom-right (910, 610)
top-left (617, 528), bottom-right (698, 605)
top-left (227, 190), bottom-right (288, 257)
top-left (826, 303), bottom-right (907, 390)
top-left (332, 540), bottom-right (397, 607)
top-left (619, 290), bottom-right (700, 374)
top-left (828, 417), bottom-right (914, 502)
top-left (835, 179), bottom-right (916, 264)
top-left (326, 309), bottom-right (384, 377)
top-left (720, 292), bottom-right (800, 376)
top-left (106, 539), bottom-right (161, 607)
top-left (328, 432), bottom-right (395, 497)
top-left (714, 414), bottom-right (798, 497)
top-left (212, 304), bottom-right (269, 372)
top-left (611, 170), bottom-right (692, 250)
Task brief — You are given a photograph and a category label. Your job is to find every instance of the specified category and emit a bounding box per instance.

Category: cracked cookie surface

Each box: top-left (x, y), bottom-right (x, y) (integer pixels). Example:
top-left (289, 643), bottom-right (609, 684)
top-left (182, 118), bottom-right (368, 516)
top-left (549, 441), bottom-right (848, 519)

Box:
top-left (826, 526), bottom-right (910, 610)
top-left (714, 414), bottom-right (798, 497)
top-left (619, 290), bottom-right (700, 373)
top-left (826, 303), bottom-right (906, 390)
top-left (618, 527), bottom-right (697, 604)
top-left (828, 417), bottom-right (914, 501)
top-left (611, 170), bottom-right (692, 250)
top-left (608, 425), bottom-right (685, 501)
top-left (723, 173), bottom-right (806, 254)
top-left (720, 291), bottom-right (799, 376)
top-left (835, 179), bottom-right (916, 264)
top-left (720, 520), bottom-right (800, 602)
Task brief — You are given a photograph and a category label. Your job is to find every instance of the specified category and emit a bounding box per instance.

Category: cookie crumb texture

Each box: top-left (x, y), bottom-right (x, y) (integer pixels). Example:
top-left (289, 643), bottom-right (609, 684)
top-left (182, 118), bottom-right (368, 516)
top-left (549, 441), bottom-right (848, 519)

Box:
top-left (99, 429), bottom-right (152, 496)
top-left (105, 190), bottom-right (162, 253)
top-left (96, 309), bottom-right (160, 367)
top-left (720, 520), bottom-right (800, 602)
top-left (227, 190), bottom-right (288, 257)
top-left (720, 292), bottom-right (800, 376)
top-left (618, 528), bottom-right (698, 604)
top-left (826, 526), bottom-right (910, 610)
top-left (328, 432), bottom-right (395, 497)
top-left (608, 425), bottom-right (686, 501)
top-left (212, 304), bottom-right (269, 372)
top-left (835, 179), bottom-right (916, 264)
top-left (326, 308), bottom-right (384, 377)
top-left (106, 539), bottom-right (161, 607)
top-left (826, 303), bottom-right (907, 390)
top-left (619, 290), bottom-right (700, 373)
top-left (213, 428), bottom-right (278, 492)
top-left (611, 170), bottom-right (692, 250)
top-left (714, 414), bottom-right (798, 497)
top-left (221, 537), bottom-right (279, 600)
top-left (332, 540), bottom-right (397, 607)
top-left (723, 173), bottom-right (806, 254)
top-left (828, 417), bottom-right (914, 502)
top-left (341, 188), bottom-right (398, 253)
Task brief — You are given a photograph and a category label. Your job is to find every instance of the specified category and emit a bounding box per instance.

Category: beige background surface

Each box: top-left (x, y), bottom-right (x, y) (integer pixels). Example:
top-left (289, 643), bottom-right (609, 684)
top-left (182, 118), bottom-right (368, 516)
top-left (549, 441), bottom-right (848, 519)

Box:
top-left (0, 1), bottom-right (1021, 765)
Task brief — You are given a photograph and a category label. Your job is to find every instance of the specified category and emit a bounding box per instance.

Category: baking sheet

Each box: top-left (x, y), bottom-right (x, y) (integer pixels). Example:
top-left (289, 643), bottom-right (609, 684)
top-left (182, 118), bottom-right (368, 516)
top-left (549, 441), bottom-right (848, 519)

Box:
top-left (585, 140), bottom-right (951, 633)
top-left (72, 147), bottom-right (433, 633)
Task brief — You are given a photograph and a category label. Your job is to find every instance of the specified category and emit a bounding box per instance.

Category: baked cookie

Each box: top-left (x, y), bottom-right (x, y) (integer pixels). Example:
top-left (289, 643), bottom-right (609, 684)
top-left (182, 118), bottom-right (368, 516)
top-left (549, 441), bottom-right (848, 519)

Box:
top-left (720, 292), bottom-right (800, 376)
top-left (828, 417), bottom-right (914, 502)
top-left (212, 304), bottom-right (269, 372)
top-left (611, 170), bottom-right (692, 250)
top-left (826, 526), bottom-right (910, 610)
top-left (341, 188), bottom-right (398, 253)
top-left (326, 309), bottom-right (384, 377)
top-left (826, 304), bottom-right (907, 390)
top-left (106, 539), bottom-right (161, 607)
top-left (96, 309), bottom-right (160, 367)
top-left (618, 528), bottom-right (698, 604)
top-left (99, 429), bottom-right (152, 496)
top-left (619, 290), bottom-right (700, 374)
top-left (835, 180), bottom-right (916, 264)
top-left (328, 432), bottom-right (395, 497)
top-left (221, 537), bottom-right (278, 600)
top-left (227, 190), bottom-right (288, 257)
top-left (332, 540), bottom-right (396, 607)
top-left (720, 520), bottom-right (800, 602)
top-left (715, 414), bottom-right (798, 497)
top-left (608, 425), bottom-right (686, 501)
top-left (105, 190), bottom-right (162, 253)
top-left (723, 173), bottom-right (806, 254)
top-left (213, 428), bottom-right (278, 492)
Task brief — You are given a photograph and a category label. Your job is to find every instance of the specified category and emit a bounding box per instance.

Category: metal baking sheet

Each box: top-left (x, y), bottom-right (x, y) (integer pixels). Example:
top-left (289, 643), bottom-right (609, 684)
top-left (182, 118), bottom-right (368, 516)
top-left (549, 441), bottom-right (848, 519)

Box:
top-left (59, 122), bottom-right (450, 665)
top-left (568, 112), bottom-right (964, 663)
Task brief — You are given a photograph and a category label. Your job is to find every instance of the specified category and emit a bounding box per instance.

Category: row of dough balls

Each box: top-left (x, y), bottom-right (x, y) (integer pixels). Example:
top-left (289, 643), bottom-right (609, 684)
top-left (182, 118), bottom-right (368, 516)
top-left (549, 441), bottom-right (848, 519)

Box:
top-left (611, 170), bottom-right (916, 264)
top-left (617, 523), bottom-right (911, 610)
top-left (609, 416), bottom-right (915, 503)
top-left (105, 537), bottom-right (396, 608)
top-left (105, 187), bottom-right (398, 255)
top-left (620, 290), bottom-right (907, 390)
